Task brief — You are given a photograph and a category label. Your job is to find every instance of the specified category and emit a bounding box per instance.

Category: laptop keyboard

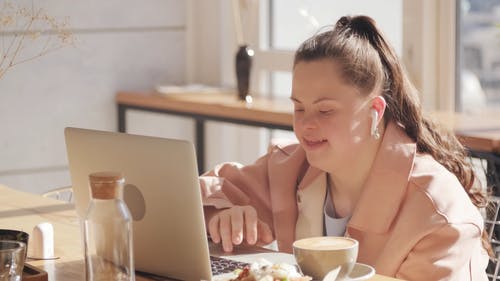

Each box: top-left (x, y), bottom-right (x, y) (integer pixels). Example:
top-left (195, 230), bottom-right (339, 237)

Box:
top-left (210, 255), bottom-right (250, 275)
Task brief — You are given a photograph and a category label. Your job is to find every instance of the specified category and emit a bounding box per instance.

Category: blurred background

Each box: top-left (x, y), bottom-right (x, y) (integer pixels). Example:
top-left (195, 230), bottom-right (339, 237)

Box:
top-left (0, 0), bottom-right (499, 194)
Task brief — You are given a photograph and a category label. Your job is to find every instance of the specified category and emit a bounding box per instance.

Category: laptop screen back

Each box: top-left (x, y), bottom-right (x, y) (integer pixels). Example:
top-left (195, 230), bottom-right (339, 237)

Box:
top-left (64, 127), bottom-right (212, 280)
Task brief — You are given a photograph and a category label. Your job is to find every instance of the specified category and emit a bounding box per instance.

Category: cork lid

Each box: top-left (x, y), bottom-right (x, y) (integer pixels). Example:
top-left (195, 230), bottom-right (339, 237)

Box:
top-left (88, 171), bottom-right (124, 200)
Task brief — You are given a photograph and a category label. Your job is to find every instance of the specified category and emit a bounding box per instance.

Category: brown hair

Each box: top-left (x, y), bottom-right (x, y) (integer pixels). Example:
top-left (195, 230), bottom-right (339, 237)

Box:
top-left (294, 15), bottom-right (491, 255)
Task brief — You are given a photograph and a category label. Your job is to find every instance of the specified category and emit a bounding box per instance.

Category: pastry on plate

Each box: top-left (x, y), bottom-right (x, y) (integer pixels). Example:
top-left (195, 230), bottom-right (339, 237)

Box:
top-left (230, 259), bottom-right (312, 281)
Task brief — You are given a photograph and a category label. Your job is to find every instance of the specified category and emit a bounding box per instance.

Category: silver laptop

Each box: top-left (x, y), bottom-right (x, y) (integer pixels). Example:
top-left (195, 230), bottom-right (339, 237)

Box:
top-left (64, 127), bottom-right (248, 280)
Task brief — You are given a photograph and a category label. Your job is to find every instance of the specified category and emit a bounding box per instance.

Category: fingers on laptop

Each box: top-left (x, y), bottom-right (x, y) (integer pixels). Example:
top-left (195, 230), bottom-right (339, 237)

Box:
top-left (243, 206), bottom-right (258, 245)
top-left (257, 220), bottom-right (273, 244)
top-left (208, 205), bottom-right (271, 252)
top-left (217, 211), bottom-right (233, 252)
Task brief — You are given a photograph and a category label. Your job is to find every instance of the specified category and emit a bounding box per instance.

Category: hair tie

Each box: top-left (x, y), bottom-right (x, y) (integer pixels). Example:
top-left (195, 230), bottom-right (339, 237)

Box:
top-left (336, 16), bottom-right (350, 29)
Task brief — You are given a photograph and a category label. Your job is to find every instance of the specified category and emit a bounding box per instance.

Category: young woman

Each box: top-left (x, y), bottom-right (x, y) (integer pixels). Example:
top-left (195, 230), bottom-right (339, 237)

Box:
top-left (200, 15), bottom-right (490, 280)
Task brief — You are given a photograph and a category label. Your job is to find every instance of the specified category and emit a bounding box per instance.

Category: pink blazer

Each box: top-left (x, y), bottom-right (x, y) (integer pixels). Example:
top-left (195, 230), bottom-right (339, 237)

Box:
top-left (200, 122), bottom-right (489, 280)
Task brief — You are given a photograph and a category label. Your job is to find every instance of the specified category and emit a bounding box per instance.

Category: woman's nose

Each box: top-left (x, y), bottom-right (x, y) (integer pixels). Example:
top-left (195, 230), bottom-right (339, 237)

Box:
top-left (299, 113), bottom-right (317, 129)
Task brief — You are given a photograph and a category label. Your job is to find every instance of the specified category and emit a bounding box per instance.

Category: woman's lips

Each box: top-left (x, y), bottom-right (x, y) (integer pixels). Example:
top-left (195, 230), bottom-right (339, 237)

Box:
top-left (303, 138), bottom-right (328, 149)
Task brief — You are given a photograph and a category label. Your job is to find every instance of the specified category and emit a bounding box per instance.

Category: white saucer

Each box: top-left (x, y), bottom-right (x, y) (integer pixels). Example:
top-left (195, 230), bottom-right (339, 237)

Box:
top-left (346, 263), bottom-right (375, 281)
top-left (313, 263), bottom-right (375, 281)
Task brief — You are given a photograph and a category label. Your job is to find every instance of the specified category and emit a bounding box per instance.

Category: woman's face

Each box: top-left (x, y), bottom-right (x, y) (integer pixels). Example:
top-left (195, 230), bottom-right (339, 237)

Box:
top-left (291, 59), bottom-right (373, 172)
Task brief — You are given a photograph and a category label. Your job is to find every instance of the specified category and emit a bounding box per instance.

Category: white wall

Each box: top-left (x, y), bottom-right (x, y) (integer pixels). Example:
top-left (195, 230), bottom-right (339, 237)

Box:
top-left (0, 0), bottom-right (188, 194)
top-left (187, 0), bottom-right (270, 170)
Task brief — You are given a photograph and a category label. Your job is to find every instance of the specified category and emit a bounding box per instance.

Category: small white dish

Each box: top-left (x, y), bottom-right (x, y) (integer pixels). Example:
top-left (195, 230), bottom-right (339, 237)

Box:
top-left (346, 262), bottom-right (375, 281)
top-left (317, 263), bottom-right (375, 281)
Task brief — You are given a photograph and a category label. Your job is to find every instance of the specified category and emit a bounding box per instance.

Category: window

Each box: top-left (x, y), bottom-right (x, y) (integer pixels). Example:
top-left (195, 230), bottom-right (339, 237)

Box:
top-left (250, 0), bottom-right (402, 99)
top-left (458, 0), bottom-right (500, 112)
top-left (268, 0), bottom-right (403, 52)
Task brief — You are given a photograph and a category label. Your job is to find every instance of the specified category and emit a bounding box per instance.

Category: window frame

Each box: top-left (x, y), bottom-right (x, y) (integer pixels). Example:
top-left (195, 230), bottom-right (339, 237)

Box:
top-left (241, 0), bottom-right (457, 111)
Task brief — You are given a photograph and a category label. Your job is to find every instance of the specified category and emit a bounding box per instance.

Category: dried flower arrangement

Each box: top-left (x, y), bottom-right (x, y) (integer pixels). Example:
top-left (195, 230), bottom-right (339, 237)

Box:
top-left (0, 1), bottom-right (74, 80)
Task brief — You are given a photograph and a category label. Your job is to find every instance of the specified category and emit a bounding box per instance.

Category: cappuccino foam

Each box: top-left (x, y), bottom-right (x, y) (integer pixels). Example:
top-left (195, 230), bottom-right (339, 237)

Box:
top-left (294, 237), bottom-right (355, 250)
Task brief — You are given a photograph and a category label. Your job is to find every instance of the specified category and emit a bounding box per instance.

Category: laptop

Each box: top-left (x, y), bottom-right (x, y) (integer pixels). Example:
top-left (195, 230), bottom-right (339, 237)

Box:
top-left (64, 127), bottom-right (250, 280)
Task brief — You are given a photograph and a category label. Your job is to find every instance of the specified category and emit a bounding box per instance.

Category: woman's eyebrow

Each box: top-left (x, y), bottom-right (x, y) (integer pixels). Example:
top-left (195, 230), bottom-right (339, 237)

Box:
top-left (313, 97), bottom-right (338, 104)
top-left (290, 96), bottom-right (339, 104)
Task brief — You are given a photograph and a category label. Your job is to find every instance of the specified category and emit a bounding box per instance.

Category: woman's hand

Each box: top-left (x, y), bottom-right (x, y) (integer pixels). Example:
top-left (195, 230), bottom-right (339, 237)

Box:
top-left (208, 205), bottom-right (274, 252)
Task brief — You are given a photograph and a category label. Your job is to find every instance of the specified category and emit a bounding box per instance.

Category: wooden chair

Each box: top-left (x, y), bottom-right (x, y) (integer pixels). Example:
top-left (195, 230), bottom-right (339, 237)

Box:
top-left (471, 151), bottom-right (500, 280)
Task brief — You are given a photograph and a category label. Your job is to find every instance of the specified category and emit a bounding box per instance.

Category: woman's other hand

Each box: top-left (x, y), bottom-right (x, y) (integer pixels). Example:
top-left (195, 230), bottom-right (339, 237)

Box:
top-left (207, 205), bottom-right (274, 252)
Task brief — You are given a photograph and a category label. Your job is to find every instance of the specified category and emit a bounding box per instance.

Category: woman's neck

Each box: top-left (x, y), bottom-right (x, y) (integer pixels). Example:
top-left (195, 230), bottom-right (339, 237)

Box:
top-left (327, 136), bottom-right (383, 212)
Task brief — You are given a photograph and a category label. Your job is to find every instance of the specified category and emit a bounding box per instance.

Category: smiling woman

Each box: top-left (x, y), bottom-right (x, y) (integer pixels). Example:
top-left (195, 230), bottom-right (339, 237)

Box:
top-left (290, 59), bottom-right (379, 182)
top-left (200, 15), bottom-right (490, 280)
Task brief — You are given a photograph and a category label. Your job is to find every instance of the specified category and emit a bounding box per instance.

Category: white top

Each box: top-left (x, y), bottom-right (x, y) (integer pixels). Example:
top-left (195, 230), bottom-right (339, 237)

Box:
top-left (294, 173), bottom-right (350, 239)
top-left (324, 187), bottom-right (350, 236)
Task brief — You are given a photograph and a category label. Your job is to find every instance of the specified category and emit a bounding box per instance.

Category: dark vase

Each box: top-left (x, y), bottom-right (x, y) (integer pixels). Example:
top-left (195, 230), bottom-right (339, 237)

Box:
top-left (235, 45), bottom-right (253, 101)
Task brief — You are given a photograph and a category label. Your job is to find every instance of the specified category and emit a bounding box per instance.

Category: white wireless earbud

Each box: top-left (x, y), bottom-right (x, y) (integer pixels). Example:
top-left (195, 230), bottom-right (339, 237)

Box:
top-left (370, 109), bottom-right (378, 131)
top-left (370, 109), bottom-right (380, 139)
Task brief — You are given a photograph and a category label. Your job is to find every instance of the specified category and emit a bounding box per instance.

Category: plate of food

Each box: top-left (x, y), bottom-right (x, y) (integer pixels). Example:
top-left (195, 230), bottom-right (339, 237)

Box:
top-left (223, 259), bottom-right (312, 281)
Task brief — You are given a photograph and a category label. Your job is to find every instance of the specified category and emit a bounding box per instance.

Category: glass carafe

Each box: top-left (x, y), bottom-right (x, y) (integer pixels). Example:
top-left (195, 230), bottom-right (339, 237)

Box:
top-left (84, 171), bottom-right (135, 281)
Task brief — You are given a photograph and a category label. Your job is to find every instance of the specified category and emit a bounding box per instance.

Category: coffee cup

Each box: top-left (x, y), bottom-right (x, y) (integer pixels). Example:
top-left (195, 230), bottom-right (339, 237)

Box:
top-left (293, 236), bottom-right (358, 280)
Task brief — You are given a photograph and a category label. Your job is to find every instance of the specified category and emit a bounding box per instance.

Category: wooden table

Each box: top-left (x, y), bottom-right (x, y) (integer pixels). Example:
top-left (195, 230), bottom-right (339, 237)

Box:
top-left (116, 91), bottom-right (500, 174)
top-left (117, 91), bottom-right (293, 173)
top-left (428, 111), bottom-right (500, 154)
top-left (0, 185), bottom-right (400, 281)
